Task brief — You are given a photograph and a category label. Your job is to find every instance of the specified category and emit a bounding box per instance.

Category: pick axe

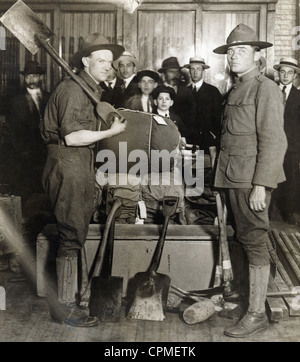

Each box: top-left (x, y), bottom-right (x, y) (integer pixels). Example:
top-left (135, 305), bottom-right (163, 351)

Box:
top-left (0, 0), bottom-right (124, 128)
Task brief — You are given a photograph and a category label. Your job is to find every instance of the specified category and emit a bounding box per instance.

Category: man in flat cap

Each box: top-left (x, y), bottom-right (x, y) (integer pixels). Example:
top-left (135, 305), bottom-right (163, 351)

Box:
top-left (213, 24), bottom-right (287, 338)
top-left (184, 57), bottom-right (222, 153)
top-left (7, 60), bottom-right (51, 203)
top-left (113, 50), bottom-right (139, 106)
top-left (272, 58), bottom-right (300, 225)
top-left (40, 33), bottom-right (126, 327)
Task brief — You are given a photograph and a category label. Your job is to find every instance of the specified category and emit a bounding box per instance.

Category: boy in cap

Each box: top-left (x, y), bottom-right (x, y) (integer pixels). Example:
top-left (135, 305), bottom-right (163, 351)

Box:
top-left (124, 69), bottom-right (159, 112)
top-left (152, 84), bottom-right (188, 139)
top-left (272, 58), bottom-right (300, 225)
top-left (40, 33), bottom-right (126, 327)
top-left (184, 57), bottom-right (222, 153)
top-left (213, 24), bottom-right (287, 338)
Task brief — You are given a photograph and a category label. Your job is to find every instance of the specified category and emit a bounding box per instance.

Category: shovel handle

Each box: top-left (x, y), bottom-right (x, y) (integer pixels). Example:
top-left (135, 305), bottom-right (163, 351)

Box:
top-left (148, 196), bottom-right (179, 273)
top-left (40, 39), bottom-right (100, 104)
top-left (92, 198), bottom-right (122, 278)
top-left (148, 215), bottom-right (170, 273)
top-left (39, 38), bottom-right (123, 129)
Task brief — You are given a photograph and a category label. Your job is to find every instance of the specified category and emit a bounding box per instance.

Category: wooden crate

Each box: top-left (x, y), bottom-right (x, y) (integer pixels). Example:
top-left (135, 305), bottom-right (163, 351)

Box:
top-left (36, 223), bottom-right (234, 297)
top-left (0, 195), bottom-right (22, 256)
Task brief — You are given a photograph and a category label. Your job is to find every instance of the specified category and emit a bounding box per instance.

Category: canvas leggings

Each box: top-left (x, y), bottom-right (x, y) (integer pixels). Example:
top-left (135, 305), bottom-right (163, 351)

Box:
top-left (42, 144), bottom-right (95, 258)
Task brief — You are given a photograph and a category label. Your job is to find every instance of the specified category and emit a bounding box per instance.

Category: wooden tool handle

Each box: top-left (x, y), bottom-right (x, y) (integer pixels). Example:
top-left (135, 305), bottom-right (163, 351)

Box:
top-left (148, 196), bottom-right (179, 273)
top-left (92, 198), bottom-right (122, 278)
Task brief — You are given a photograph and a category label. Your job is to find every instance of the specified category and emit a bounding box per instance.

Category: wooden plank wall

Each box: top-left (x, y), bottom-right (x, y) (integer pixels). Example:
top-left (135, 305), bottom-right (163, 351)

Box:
top-left (0, 0), bottom-right (278, 114)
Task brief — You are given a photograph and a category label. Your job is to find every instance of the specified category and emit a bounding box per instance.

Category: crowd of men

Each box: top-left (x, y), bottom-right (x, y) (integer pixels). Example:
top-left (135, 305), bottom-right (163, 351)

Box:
top-left (0, 23), bottom-right (299, 338)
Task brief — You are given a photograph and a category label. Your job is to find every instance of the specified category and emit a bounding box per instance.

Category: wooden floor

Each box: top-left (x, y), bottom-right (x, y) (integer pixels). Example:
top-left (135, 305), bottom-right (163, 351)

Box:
top-left (0, 268), bottom-right (300, 343)
top-left (0, 212), bottom-right (300, 343)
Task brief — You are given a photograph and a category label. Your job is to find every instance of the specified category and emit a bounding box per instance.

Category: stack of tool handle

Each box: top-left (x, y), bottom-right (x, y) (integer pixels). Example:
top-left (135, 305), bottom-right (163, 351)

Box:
top-left (266, 229), bottom-right (300, 320)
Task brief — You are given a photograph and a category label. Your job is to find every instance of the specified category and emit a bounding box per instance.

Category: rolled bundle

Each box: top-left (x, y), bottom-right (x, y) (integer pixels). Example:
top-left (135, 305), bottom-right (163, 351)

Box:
top-left (96, 109), bottom-right (181, 176)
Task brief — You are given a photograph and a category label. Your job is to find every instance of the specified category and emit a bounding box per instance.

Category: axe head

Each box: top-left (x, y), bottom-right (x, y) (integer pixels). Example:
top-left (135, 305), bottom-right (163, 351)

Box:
top-left (0, 0), bottom-right (54, 55)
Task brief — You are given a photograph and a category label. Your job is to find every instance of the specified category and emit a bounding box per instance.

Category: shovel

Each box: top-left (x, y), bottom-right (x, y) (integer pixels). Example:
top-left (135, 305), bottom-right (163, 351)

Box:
top-left (126, 196), bottom-right (179, 321)
top-left (79, 198), bottom-right (122, 317)
top-left (0, 0), bottom-right (124, 128)
top-left (89, 203), bottom-right (123, 322)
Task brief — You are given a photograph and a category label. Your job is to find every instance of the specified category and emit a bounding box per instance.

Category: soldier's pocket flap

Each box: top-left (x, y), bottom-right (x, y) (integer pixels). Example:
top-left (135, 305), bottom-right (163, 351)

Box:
top-left (229, 146), bottom-right (257, 157)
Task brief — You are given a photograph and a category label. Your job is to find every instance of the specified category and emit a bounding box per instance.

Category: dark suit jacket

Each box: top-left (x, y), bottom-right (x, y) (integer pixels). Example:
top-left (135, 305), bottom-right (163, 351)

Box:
top-left (187, 82), bottom-right (222, 151)
top-left (153, 109), bottom-right (188, 139)
top-left (6, 88), bottom-right (51, 195)
top-left (162, 82), bottom-right (194, 130)
top-left (99, 77), bottom-right (124, 109)
top-left (120, 76), bottom-right (140, 107)
top-left (284, 85), bottom-right (300, 153)
top-left (124, 93), bottom-right (155, 112)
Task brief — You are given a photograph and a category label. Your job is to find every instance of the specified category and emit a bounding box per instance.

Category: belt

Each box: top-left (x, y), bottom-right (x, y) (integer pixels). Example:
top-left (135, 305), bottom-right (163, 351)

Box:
top-left (47, 139), bottom-right (65, 146)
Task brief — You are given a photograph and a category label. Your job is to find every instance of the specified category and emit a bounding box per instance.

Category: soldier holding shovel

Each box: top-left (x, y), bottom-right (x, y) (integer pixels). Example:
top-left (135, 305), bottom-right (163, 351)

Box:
top-left (40, 33), bottom-right (126, 327)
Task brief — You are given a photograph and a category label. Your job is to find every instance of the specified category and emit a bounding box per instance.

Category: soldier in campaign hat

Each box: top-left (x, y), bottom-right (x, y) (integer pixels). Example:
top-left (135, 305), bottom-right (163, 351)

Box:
top-left (40, 33), bottom-right (126, 328)
top-left (213, 24), bottom-right (287, 338)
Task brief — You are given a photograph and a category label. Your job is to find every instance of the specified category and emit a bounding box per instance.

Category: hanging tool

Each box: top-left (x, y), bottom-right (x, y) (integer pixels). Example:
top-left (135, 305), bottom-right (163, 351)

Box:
top-left (209, 146), bottom-right (234, 297)
top-left (127, 196), bottom-right (179, 321)
top-left (79, 199), bottom-right (122, 315)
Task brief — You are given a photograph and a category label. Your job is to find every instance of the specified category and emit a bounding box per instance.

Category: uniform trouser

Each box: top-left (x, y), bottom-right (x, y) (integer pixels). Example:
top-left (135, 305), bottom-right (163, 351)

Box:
top-left (227, 188), bottom-right (271, 267)
top-left (42, 144), bottom-right (95, 258)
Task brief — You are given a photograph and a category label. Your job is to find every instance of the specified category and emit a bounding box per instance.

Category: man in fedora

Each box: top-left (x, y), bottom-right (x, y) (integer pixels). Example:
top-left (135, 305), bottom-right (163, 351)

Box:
top-left (7, 60), bottom-right (51, 203)
top-left (40, 33), bottom-right (126, 327)
top-left (272, 58), bottom-right (300, 225)
top-left (158, 57), bottom-right (194, 132)
top-left (112, 50), bottom-right (139, 106)
top-left (184, 57), bottom-right (222, 153)
top-left (213, 23), bottom-right (287, 338)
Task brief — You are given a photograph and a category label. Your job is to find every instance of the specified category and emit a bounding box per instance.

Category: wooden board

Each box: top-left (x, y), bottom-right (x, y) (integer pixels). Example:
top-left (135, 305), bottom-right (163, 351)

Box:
top-left (267, 273), bottom-right (289, 322)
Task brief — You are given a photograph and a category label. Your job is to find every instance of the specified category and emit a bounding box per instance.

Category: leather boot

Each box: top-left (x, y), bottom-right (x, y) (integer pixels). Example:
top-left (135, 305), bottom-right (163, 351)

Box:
top-left (218, 304), bottom-right (245, 320)
top-left (224, 264), bottom-right (269, 338)
top-left (49, 257), bottom-right (98, 327)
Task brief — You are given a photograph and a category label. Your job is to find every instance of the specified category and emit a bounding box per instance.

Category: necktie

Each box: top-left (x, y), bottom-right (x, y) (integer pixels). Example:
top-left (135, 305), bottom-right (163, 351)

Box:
top-left (282, 86), bottom-right (287, 106)
top-left (121, 80), bottom-right (126, 92)
top-left (192, 85), bottom-right (197, 94)
top-left (108, 82), bottom-right (113, 90)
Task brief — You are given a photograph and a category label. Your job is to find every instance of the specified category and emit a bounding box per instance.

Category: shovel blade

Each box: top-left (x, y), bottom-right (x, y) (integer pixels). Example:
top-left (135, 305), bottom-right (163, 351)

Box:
top-left (126, 272), bottom-right (171, 321)
top-left (0, 0), bottom-right (54, 55)
top-left (89, 276), bottom-right (123, 323)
